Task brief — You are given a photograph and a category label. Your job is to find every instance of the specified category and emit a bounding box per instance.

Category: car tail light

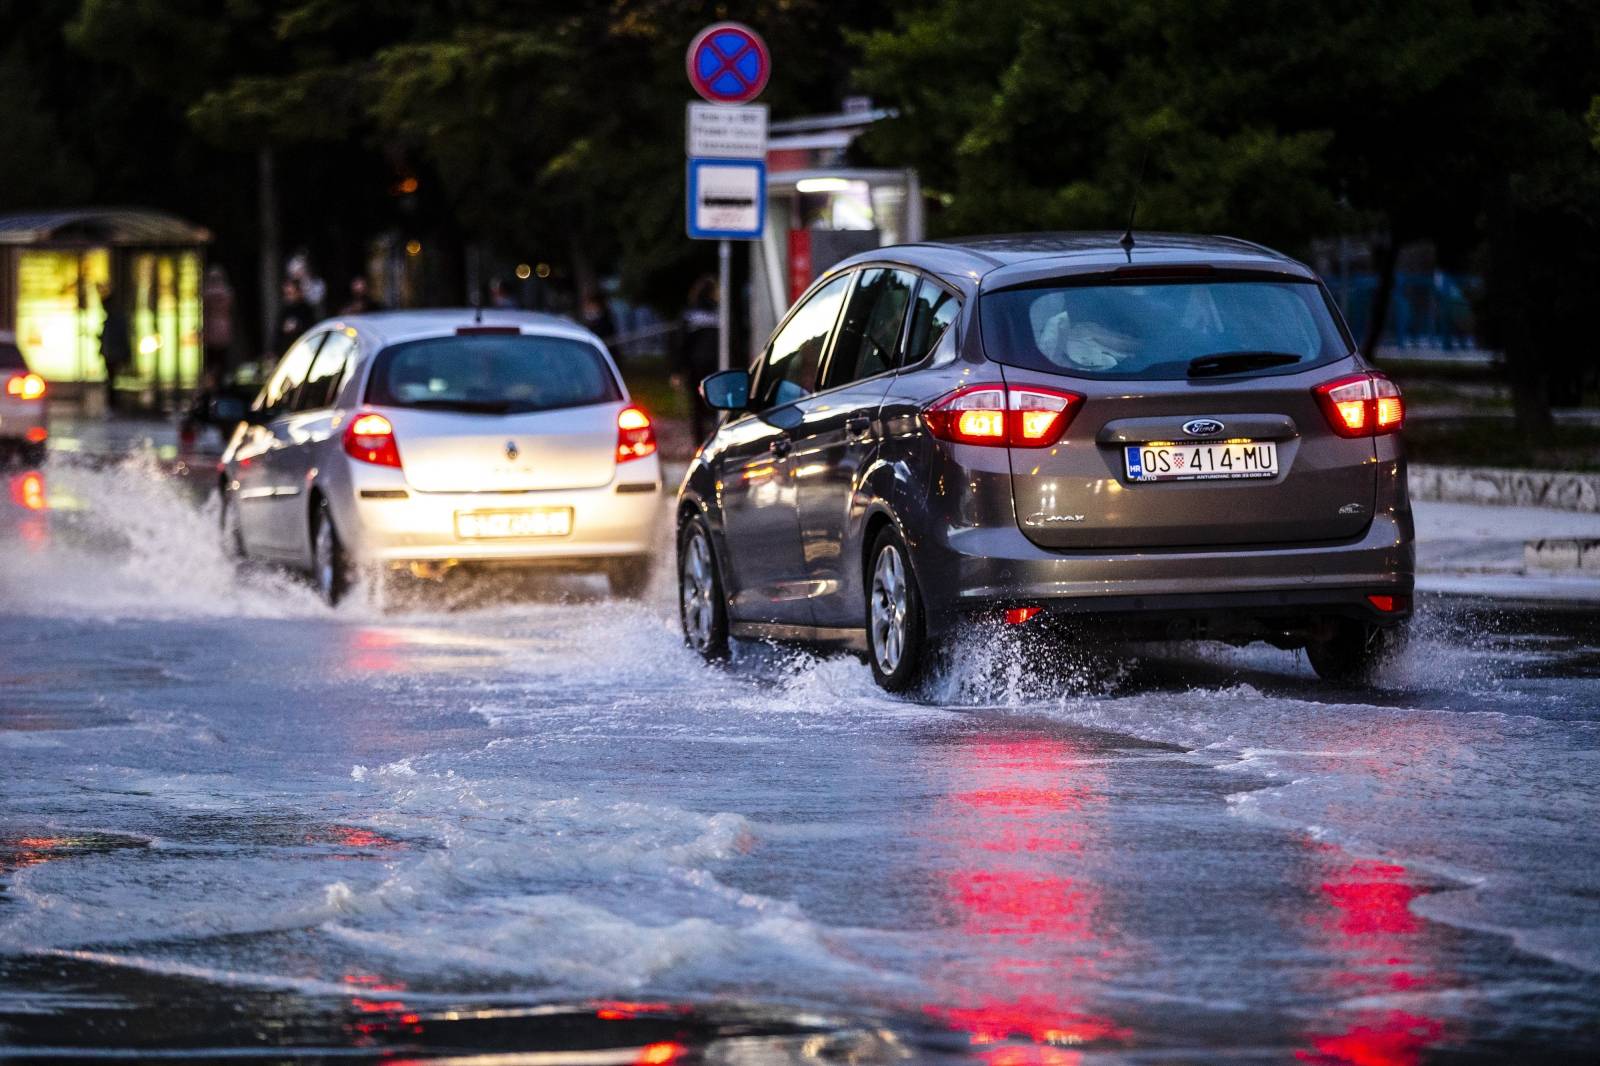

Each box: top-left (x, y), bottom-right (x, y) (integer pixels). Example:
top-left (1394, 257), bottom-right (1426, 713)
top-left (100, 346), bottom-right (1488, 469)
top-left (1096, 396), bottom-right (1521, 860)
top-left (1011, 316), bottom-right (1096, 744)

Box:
top-left (1004, 605), bottom-right (1043, 625)
top-left (342, 412), bottom-right (402, 467)
top-left (1313, 372), bottom-right (1404, 438)
top-left (25, 426), bottom-right (47, 443)
top-left (617, 405), bottom-right (657, 462)
top-left (924, 384), bottom-right (1083, 448)
top-left (5, 373), bottom-right (45, 401)
top-left (10, 472), bottom-right (45, 511)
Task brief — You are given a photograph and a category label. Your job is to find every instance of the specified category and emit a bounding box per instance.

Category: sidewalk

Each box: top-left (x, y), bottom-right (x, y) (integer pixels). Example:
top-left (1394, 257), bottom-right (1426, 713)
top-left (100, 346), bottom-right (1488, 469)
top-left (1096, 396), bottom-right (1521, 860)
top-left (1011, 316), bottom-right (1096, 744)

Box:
top-left (1413, 498), bottom-right (1600, 603)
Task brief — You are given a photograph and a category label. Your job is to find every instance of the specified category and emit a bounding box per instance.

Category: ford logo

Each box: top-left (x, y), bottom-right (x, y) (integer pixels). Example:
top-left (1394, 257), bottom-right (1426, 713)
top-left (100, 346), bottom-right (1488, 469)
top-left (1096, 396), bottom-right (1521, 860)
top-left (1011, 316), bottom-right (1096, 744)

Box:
top-left (1182, 418), bottom-right (1225, 437)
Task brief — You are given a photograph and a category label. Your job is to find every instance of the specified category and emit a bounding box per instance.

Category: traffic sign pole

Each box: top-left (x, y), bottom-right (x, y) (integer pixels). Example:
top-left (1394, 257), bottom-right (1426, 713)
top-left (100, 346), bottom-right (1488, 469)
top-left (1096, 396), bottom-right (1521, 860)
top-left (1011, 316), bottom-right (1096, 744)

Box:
top-left (718, 240), bottom-right (731, 372)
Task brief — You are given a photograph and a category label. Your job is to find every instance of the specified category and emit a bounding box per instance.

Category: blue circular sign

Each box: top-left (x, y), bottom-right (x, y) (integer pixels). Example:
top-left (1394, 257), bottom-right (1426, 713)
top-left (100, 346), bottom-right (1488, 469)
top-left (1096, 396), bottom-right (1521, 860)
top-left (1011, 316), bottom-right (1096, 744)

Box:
top-left (686, 22), bottom-right (770, 105)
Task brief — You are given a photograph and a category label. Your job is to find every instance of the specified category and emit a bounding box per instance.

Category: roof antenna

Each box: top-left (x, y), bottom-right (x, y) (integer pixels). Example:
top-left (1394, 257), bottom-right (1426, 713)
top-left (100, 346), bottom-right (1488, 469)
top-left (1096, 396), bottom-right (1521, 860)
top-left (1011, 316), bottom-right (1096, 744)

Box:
top-left (1119, 148), bottom-right (1150, 262)
top-left (471, 245), bottom-right (484, 324)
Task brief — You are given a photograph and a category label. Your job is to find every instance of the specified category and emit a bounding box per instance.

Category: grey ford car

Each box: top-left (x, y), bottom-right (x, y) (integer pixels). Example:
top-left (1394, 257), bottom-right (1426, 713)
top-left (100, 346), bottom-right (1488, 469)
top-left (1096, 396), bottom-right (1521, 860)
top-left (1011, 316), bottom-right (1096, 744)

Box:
top-left (676, 234), bottom-right (1413, 690)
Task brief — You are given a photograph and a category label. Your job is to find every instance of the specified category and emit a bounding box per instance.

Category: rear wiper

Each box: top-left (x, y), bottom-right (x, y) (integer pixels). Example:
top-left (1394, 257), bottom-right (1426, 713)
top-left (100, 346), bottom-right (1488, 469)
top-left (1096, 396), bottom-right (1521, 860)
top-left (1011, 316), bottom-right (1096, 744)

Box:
top-left (1186, 351), bottom-right (1304, 378)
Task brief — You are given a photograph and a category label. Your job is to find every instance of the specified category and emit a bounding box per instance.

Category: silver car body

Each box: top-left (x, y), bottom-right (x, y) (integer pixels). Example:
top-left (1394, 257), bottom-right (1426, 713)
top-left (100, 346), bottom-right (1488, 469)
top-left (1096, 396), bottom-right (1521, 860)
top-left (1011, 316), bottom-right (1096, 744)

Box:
top-left (0, 332), bottom-right (47, 454)
top-left (221, 310), bottom-right (660, 573)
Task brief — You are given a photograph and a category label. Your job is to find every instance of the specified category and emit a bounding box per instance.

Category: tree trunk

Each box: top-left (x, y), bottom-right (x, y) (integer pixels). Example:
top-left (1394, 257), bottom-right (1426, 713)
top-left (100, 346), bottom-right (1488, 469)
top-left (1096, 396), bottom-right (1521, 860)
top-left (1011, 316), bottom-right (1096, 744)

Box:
top-left (1361, 238), bottom-right (1401, 360)
top-left (257, 147), bottom-right (279, 361)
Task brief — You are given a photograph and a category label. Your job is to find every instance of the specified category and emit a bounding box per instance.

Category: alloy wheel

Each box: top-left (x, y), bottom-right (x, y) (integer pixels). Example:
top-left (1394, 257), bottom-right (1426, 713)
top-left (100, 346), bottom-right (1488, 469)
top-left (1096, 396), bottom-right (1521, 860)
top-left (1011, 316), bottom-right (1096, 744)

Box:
top-left (680, 530), bottom-right (716, 650)
top-left (870, 544), bottom-right (909, 675)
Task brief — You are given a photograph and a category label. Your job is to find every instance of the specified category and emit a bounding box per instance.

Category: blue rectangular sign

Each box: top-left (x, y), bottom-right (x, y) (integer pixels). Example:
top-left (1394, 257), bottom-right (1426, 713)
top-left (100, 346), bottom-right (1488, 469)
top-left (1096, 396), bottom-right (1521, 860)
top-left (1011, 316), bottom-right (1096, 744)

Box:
top-left (687, 158), bottom-right (766, 240)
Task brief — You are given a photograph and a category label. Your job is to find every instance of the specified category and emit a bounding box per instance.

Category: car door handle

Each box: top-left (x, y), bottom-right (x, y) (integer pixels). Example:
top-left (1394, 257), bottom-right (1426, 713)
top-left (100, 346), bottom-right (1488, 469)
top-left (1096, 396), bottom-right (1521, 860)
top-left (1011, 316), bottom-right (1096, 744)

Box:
top-left (845, 415), bottom-right (874, 439)
top-left (771, 437), bottom-right (793, 458)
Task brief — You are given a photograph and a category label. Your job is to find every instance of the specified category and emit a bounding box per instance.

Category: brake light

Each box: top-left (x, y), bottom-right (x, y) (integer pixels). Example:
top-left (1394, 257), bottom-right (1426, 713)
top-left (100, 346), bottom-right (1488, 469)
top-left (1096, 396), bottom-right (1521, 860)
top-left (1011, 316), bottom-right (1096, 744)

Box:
top-left (1004, 605), bottom-right (1043, 626)
top-left (5, 373), bottom-right (45, 401)
top-left (342, 412), bottom-right (402, 467)
top-left (924, 384), bottom-right (1083, 448)
top-left (25, 426), bottom-right (47, 443)
top-left (10, 472), bottom-right (45, 511)
top-left (617, 405), bottom-right (657, 462)
top-left (1313, 372), bottom-right (1404, 438)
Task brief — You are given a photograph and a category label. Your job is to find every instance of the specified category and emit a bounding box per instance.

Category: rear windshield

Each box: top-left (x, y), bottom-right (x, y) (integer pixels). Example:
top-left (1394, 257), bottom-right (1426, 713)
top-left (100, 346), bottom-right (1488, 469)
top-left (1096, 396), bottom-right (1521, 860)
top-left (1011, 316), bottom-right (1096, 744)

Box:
top-left (366, 334), bottom-right (620, 414)
top-left (980, 279), bottom-right (1349, 380)
top-left (0, 342), bottom-right (26, 370)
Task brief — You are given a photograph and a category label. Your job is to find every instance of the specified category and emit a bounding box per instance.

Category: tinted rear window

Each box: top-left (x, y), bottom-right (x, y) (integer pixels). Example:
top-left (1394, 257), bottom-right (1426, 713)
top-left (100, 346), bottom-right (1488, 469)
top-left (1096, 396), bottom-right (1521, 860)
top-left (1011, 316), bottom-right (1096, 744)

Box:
top-left (0, 342), bottom-right (26, 370)
top-left (980, 279), bottom-right (1349, 380)
top-left (366, 334), bottom-right (620, 414)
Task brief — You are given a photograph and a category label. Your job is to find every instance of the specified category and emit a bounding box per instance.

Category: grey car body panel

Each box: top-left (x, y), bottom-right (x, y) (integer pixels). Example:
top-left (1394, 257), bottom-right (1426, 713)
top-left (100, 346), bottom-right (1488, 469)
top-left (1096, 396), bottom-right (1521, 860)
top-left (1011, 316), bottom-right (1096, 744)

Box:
top-left (678, 233), bottom-right (1414, 644)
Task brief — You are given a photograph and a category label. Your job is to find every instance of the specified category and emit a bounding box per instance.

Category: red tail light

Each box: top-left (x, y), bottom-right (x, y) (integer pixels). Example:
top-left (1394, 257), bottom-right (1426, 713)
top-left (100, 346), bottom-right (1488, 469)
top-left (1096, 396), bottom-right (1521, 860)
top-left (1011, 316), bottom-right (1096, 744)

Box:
top-left (617, 405), bottom-right (657, 462)
top-left (342, 412), bottom-right (402, 467)
top-left (924, 384), bottom-right (1083, 448)
top-left (5, 373), bottom-right (46, 401)
top-left (1313, 372), bottom-right (1404, 438)
top-left (10, 472), bottom-right (45, 511)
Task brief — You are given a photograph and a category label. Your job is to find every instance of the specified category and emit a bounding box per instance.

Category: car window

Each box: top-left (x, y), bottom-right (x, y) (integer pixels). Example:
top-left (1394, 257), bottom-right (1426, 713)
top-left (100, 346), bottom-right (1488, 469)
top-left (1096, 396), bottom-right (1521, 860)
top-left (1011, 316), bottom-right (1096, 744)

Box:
top-left (904, 280), bottom-right (961, 366)
top-left (257, 333), bottom-right (324, 413)
top-left (821, 268), bottom-right (917, 391)
top-left (980, 279), bottom-right (1346, 380)
top-left (752, 274), bottom-right (851, 409)
top-left (0, 342), bottom-right (26, 370)
top-left (365, 333), bottom-right (620, 414)
top-left (294, 332), bottom-right (355, 412)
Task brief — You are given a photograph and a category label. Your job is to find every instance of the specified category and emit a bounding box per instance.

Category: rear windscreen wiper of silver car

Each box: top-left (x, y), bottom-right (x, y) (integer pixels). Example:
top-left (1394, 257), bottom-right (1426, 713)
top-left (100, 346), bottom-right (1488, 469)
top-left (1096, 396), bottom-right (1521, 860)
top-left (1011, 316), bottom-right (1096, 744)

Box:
top-left (1186, 351), bottom-right (1304, 378)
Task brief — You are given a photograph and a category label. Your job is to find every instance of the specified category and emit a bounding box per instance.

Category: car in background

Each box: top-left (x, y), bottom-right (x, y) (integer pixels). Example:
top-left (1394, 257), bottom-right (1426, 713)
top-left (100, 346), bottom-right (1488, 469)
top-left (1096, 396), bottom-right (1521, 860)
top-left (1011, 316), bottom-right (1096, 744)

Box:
top-left (0, 332), bottom-right (48, 465)
top-left (676, 233), bottom-right (1413, 690)
top-left (220, 310), bottom-right (662, 604)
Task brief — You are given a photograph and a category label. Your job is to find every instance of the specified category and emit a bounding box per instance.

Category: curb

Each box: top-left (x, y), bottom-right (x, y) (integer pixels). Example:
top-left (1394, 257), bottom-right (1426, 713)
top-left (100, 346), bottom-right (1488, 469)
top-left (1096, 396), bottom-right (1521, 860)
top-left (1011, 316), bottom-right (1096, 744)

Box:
top-left (1410, 464), bottom-right (1600, 514)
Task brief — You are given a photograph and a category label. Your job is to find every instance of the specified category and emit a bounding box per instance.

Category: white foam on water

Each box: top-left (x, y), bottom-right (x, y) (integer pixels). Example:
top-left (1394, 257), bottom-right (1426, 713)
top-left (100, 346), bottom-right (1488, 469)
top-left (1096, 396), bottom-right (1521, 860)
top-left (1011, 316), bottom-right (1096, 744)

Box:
top-left (0, 454), bottom-right (322, 620)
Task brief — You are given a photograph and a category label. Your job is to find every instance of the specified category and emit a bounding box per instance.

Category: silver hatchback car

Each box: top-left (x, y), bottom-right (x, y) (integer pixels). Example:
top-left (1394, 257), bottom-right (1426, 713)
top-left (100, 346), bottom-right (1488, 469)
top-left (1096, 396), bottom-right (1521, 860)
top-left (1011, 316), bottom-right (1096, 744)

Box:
top-left (677, 234), bottom-right (1413, 690)
top-left (221, 310), bottom-right (662, 603)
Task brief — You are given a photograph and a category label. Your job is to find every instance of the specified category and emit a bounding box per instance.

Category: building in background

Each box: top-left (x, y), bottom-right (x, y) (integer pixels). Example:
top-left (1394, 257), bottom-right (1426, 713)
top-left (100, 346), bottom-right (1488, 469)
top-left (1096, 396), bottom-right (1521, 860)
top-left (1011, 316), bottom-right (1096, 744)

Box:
top-left (751, 99), bottom-right (924, 352)
top-left (0, 209), bottom-right (211, 412)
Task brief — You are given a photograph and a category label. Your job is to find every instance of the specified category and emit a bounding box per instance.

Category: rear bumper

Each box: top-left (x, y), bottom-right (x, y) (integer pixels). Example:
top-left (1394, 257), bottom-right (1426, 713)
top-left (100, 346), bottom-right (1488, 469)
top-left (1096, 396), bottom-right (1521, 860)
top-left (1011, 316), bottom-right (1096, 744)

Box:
top-left (340, 468), bottom-right (663, 565)
top-left (0, 397), bottom-right (47, 445)
top-left (914, 512), bottom-right (1415, 623)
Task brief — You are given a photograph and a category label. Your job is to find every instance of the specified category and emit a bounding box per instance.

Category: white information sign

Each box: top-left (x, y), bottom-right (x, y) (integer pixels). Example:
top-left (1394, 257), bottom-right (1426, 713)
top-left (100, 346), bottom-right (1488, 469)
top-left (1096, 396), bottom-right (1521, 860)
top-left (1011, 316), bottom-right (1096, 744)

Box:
top-left (687, 159), bottom-right (766, 240)
top-left (686, 103), bottom-right (768, 159)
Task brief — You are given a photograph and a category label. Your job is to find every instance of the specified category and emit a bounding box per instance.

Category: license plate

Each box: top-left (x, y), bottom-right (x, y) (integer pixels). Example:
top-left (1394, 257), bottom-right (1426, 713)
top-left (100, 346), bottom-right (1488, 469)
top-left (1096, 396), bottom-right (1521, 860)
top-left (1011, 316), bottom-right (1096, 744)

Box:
top-left (1125, 441), bottom-right (1278, 482)
top-left (454, 508), bottom-right (573, 539)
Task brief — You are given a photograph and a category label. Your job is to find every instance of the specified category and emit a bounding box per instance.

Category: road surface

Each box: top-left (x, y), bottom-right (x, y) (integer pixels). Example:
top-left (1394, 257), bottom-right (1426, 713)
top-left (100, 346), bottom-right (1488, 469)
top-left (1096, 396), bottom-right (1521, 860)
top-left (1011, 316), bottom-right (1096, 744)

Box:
top-left (2, 457), bottom-right (1597, 1063)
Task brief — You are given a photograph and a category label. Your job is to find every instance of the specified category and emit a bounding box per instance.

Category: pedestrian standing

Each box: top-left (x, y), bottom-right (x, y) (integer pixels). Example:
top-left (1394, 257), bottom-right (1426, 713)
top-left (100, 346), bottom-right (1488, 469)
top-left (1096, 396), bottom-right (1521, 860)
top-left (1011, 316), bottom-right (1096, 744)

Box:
top-left (580, 289), bottom-right (616, 342)
top-left (672, 275), bottom-right (721, 445)
top-left (339, 275), bottom-right (385, 315)
top-left (277, 279), bottom-right (315, 354)
top-left (98, 286), bottom-right (131, 413)
top-left (201, 266), bottom-right (235, 378)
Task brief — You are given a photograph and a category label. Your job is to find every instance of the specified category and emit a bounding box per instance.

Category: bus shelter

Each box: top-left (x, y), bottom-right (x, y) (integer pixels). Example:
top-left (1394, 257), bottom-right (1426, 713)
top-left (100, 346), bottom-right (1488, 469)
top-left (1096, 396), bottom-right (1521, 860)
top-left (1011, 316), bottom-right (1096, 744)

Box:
top-left (0, 208), bottom-right (211, 411)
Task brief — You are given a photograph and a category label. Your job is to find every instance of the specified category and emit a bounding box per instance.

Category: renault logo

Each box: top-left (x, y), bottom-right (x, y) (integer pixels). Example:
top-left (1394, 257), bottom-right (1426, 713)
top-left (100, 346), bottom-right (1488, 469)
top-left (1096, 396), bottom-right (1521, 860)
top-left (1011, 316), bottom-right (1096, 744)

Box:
top-left (1182, 418), bottom-right (1225, 437)
top-left (504, 440), bottom-right (520, 461)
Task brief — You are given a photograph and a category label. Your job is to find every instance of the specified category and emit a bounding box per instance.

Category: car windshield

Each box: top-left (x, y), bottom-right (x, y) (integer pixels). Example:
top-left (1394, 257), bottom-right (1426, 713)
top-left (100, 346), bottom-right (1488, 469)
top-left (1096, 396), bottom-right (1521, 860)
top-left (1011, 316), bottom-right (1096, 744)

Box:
top-left (366, 333), bottom-right (620, 414)
top-left (980, 279), bottom-right (1350, 380)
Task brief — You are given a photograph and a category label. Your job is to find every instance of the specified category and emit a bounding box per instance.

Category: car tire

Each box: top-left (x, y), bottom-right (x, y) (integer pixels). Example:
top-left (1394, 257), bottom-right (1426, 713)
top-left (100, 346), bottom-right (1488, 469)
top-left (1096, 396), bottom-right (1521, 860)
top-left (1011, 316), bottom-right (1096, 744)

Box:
top-left (866, 527), bottom-right (931, 692)
top-left (22, 442), bottom-right (46, 468)
top-left (219, 488), bottom-right (246, 561)
top-left (678, 515), bottom-right (729, 661)
top-left (312, 499), bottom-right (350, 607)
top-left (606, 556), bottom-right (652, 599)
top-left (1306, 618), bottom-right (1404, 683)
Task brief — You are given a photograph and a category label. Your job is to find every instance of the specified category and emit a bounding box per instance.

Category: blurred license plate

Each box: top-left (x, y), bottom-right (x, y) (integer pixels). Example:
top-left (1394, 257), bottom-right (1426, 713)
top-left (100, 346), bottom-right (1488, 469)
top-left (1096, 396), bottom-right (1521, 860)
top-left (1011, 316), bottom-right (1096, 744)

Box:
top-left (455, 508), bottom-right (572, 539)
top-left (1125, 441), bottom-right (1277, 482)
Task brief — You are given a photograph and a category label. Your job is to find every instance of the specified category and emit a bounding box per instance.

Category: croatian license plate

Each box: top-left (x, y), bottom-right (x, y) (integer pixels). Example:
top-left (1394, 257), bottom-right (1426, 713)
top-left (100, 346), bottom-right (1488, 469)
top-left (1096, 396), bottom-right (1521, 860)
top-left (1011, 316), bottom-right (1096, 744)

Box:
top-left (1125, 441), bottom-right (1278, 482)
top-left (455, 508), bottom-right (573, 539)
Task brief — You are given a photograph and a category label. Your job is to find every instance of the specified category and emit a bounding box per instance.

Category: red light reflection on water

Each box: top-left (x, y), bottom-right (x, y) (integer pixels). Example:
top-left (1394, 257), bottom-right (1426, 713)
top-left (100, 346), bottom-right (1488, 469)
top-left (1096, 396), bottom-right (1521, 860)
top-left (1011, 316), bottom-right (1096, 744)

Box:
top-left (1294, 844), bottom-right (1447, 1066)
top-left (342, 972), bottom-right (423, 1039)
top-left (920, 737), bottom-right (1129, 1061)
top-left (347, 628), bottom-right (404, 672)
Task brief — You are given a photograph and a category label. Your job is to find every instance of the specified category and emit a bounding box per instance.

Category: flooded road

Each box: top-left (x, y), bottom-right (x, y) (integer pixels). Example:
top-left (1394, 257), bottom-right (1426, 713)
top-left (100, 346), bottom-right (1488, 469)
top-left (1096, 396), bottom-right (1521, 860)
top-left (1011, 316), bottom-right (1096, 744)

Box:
top-left (1, 458), bottom-right (1598, 1063)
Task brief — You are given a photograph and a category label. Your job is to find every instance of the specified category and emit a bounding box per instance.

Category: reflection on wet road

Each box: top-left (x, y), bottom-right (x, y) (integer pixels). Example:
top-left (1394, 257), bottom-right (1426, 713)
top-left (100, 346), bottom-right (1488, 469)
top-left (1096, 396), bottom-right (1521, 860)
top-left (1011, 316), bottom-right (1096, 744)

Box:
top-left (1, 457), bottom-right (1598, 1063)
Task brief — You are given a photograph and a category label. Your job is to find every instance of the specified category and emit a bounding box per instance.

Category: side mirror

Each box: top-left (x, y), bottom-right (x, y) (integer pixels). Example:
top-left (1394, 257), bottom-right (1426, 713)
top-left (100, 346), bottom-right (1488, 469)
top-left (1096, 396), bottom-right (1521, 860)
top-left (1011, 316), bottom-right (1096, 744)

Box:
top-left (699, 370), bottom-right (750, 411)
